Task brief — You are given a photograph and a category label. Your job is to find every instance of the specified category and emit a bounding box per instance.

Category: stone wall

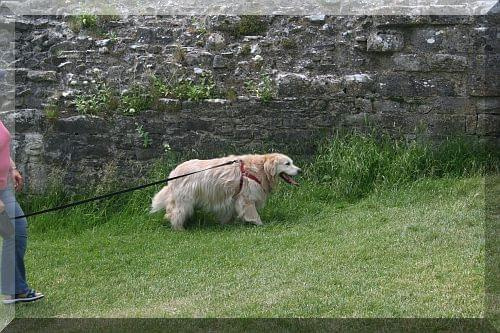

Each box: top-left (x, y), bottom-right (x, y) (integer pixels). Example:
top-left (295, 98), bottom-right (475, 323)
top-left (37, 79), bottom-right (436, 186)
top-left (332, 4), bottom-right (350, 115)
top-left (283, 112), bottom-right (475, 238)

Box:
top-left (4, 14), bottom-right (500, 191)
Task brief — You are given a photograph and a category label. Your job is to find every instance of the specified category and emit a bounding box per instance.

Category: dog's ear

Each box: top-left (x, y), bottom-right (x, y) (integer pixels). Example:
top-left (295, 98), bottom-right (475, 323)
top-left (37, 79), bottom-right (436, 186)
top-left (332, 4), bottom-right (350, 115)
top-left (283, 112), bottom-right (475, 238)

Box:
top-left (263, 155), bottom-right (278, 177)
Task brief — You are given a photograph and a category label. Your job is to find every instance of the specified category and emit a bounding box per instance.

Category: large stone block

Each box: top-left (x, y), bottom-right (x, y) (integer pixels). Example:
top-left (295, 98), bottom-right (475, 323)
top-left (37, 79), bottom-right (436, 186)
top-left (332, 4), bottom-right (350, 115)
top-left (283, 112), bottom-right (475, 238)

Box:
top-left (424, 114), bottom-right (467, 137)
top-left (276, 73), bottom-right (311, 97)
top-left (468, 54), bottom-right (500, 96)
top-left (471, 97), bottom-right (500, 114)
top-left (477, 114), bottom-right (500, 136)
top-left (310, 75), bottom-right (344, 96)
top-left (185, 50), bottom-right (214, 66)
top-left (377, 73), bottom-right (464, 97)
top-left (367, 31), bottom-right (404, 52)
top-left (407, 26), bottom-right (470, 54)
top-left (54, 115), bottom-right (108, 134)
top-left (156, 98), bottom-right (181, 112)
top-left (470, 24), bottom-right (500, 54)
top-left (343, 74), bottom-right (374, 96)
top-left (27, 70), bottom-right (57, 82)
top-left (414, 97), bottom-right (470, 115)
top-left (392, 54), bottom-right (468, 72)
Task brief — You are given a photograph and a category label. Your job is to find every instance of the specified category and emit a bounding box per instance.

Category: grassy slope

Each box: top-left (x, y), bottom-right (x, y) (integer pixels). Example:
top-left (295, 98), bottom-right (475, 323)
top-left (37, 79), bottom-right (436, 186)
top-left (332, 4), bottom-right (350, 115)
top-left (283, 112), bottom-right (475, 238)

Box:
top-left (15, 176), bottom-right (484, 318)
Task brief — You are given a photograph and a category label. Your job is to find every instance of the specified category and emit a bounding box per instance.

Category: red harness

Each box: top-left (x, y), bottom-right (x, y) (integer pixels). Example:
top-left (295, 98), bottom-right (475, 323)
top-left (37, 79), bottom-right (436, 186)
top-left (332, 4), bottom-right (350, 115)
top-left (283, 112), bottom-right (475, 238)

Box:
top-left (235, 160), bottom-right (261, 196)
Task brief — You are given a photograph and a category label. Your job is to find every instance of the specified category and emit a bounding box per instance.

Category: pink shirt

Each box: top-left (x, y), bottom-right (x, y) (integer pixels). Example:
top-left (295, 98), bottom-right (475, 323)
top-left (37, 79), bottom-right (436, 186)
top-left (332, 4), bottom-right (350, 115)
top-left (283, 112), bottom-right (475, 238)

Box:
top-left (0, 121), bottom-right (12, 189)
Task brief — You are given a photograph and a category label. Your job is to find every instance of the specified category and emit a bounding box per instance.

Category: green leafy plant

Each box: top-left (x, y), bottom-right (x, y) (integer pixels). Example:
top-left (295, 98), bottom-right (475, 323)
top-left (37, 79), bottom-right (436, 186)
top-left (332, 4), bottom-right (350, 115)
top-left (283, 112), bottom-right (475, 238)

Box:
top-left (233, 16), bottom-right (268, 37)
top-left (44, 103), bottom-right (60, 120)
top-left (135, 124), bottom-right (153, 148)
top-left (150, 75), bottom-right (169, 98)
top-left (106, 31), bottom-right (118, 42)
top-left (167, 73), bottom-right (217, 101)
top-left (245, 74), bottom-right (276, 103)
top-left (173, 46), bottom-right (186, 64)
top-left (68, 14), bottom-right (98, 33)
top-left (121, 85), bottom-right (154, 115)
top-left (239, 44), bottom-right (251, 56)
top-left (75, 83), bottom-right (119, 115)
top-left (281, 37), bottom-right (297, 49)
top-left (226, 87), bottom-right (238, 101)
top-left (68, 15), bottom-right (119, 36)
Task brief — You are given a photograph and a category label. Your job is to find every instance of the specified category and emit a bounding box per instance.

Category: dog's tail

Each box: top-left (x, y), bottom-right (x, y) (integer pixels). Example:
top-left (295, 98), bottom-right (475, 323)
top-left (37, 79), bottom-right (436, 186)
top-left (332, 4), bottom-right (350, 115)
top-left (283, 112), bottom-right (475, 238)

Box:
top-left (150, 186), bottom-right (169, 213)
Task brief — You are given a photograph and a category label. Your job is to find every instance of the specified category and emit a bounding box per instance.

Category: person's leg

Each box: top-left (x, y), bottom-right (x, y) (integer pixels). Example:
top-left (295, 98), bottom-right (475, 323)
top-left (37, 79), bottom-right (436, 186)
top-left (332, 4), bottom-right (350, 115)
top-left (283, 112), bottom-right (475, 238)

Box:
top-left (13, 201), bottom-right (28, 294)
top-left (1, 189), bottom-right (16, 296)
top-left (0, 189), bottom-right (28, 295)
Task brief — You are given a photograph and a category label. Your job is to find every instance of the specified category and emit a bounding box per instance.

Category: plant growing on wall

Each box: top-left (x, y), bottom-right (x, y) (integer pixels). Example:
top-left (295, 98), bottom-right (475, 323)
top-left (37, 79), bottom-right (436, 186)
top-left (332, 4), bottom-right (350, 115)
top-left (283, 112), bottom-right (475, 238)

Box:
top-left (121, 85), bottom-right (154, 115)
top-left (152, 73), bottom-right (218, 102)
top-left (43, 103), bottom-right (60, 120)
top-left (245, 74), bottom-right (276, 103)
top-left (68, 15), bottom-right (119, 36)
top-left (135, 124), bottom-right (153, 148)
top-left (232, 16), bottom-right (268, 38)
top-left (75, 83), bottom-right (119, 115)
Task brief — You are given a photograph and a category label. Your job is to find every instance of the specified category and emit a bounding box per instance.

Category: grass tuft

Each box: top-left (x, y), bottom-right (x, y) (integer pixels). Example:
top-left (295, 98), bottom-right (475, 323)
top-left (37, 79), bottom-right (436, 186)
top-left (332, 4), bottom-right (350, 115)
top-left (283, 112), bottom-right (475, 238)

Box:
top-left (308, 132), bottom-right (499, 201)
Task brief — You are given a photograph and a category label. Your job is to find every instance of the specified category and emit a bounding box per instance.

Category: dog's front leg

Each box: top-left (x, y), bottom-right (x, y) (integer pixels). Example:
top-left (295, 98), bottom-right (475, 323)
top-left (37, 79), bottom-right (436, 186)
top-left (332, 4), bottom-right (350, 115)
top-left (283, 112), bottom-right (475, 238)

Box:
top-left (217, 209), bottom-right (235, 225)
top-left (236, 200), bottom-right (263, 226)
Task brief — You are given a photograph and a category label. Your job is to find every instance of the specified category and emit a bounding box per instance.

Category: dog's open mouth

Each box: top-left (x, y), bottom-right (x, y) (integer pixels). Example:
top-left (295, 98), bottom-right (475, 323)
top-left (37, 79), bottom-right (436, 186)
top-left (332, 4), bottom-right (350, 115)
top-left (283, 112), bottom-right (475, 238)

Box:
top-left (279, 172), bottom-right (299, 186)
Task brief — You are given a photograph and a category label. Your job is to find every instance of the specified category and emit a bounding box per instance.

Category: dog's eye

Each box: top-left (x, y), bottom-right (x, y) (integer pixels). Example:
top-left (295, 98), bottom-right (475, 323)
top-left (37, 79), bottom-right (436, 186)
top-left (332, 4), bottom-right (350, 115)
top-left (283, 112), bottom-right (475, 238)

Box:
top-left (285, 162), bottom-right (291, 166)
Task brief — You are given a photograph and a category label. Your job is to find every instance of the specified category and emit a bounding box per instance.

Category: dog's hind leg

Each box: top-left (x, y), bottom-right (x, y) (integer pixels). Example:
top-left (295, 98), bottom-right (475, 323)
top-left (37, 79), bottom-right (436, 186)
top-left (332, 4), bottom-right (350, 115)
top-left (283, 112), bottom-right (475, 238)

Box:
top-left (235, 199), bottom-right (263, 226)
top-left (166, 197), bottom-right (194, 231)
top-left (169, 206), bottom-right (193, 231)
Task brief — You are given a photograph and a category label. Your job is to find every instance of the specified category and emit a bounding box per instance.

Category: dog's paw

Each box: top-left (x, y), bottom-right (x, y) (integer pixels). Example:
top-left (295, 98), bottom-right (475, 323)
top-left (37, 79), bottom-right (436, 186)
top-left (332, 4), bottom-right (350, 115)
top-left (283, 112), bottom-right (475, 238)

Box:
top-left (171, 225), bottom-right (186, 231)
top-left (250, 220), bottom-right (263, 226)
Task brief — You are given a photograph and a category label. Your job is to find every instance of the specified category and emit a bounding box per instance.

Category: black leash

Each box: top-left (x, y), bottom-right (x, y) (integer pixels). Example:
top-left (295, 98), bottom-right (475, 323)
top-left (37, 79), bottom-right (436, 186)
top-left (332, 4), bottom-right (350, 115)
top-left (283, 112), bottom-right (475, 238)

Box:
top-left (14, 159), bottom-right (239, 220)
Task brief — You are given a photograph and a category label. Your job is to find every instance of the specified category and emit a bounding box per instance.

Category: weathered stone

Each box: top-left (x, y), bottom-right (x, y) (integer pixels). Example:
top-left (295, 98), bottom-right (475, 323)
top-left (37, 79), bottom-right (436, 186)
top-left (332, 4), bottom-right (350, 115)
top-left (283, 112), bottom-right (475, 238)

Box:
top-left (466, 115), bottom-right (477, 134)
top-left (95, 39), bottom-right (111, 47)
top-left (49, 41), bottom-right (77, 54)
top-left (212, 55), bottom-right (227, 68)
top-left (27, 70), bottom-right (57, 82)
top-left (252, 55), bottom-right (263, 63)
top-left (205, 33), bottom-right (225, 50)
top-left (468, 54), bottom-right (500, 97)
top-left (98, 47), bottom-right (109, 54)
top-left (377, 73), bottom-right (462, 97)
top-left (407, 27), bottom-right (470, 54)
top-left (276, 73), bottom-right (310, 97)
top-left (250, 44), bottom-right (261, 54)
top-left (57, 61), bottom-right (72, 69)
top-left (392, 54), bottom-right (468, 72)
top-left (343, 74), bottom-right (374, 96)
top-left (367, 31), bottom-right (404, 52)
top-left (307, 15), bottom-right (326, 24)
top-left (392, 54), bottom-right (424, 72)
top-left (55, 115), bottom-right (107, 134)
top-left (156, 98), bottom-right (181, 112)
top-left (477, 114), bottom-right (499, 135)
top-left (431, 54), bottom-right (468, 72)
top-left (472, 97), bottom-right (500, 114)
top-left (185, 50), bottom-right (213, 66)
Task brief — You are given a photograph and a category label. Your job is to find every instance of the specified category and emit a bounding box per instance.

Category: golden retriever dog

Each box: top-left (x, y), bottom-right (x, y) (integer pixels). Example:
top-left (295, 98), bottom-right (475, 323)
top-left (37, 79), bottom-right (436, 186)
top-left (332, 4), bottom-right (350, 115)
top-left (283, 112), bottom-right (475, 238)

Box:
top-left (151, 153), bottom-right (301, 230)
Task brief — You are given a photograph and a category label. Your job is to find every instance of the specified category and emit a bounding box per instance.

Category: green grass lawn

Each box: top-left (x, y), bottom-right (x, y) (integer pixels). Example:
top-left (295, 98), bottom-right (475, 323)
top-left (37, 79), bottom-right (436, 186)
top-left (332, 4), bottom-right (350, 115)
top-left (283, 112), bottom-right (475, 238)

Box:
top-left (14, 176), bottom-right (485, 318)
top-left (12, 133), bottom-right (497, 318)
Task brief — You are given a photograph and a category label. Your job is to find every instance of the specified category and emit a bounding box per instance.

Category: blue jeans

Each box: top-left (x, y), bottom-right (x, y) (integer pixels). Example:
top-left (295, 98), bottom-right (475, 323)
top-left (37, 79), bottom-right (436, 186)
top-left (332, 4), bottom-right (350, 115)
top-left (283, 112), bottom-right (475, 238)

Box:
top-left (0, 188), bottom-right (29, 295)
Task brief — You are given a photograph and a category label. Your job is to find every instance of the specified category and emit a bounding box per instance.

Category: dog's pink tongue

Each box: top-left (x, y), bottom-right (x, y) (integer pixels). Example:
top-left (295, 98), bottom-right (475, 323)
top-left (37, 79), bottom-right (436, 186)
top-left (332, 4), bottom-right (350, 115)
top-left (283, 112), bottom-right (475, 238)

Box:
top-left (281, 173), bottom-right (299, 186)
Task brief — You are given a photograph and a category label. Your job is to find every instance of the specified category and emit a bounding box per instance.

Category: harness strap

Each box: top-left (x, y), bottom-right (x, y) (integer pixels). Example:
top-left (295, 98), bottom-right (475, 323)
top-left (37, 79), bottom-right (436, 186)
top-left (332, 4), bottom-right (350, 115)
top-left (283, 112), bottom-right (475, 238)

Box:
top-left (235, 160), bottom-right (261, 196)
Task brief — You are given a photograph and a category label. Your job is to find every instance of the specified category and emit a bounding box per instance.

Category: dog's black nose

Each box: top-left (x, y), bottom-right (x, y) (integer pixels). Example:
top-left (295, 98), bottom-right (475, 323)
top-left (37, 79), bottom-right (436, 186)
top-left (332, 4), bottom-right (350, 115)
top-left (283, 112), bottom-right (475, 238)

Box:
top-left (297, 168), bottom-right (302, 174)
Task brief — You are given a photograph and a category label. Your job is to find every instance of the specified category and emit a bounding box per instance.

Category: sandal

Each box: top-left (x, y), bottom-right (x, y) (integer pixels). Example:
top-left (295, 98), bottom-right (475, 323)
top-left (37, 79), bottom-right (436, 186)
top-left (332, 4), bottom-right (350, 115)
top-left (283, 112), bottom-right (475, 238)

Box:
top-left (3, 289), bottom-right (44, 304)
